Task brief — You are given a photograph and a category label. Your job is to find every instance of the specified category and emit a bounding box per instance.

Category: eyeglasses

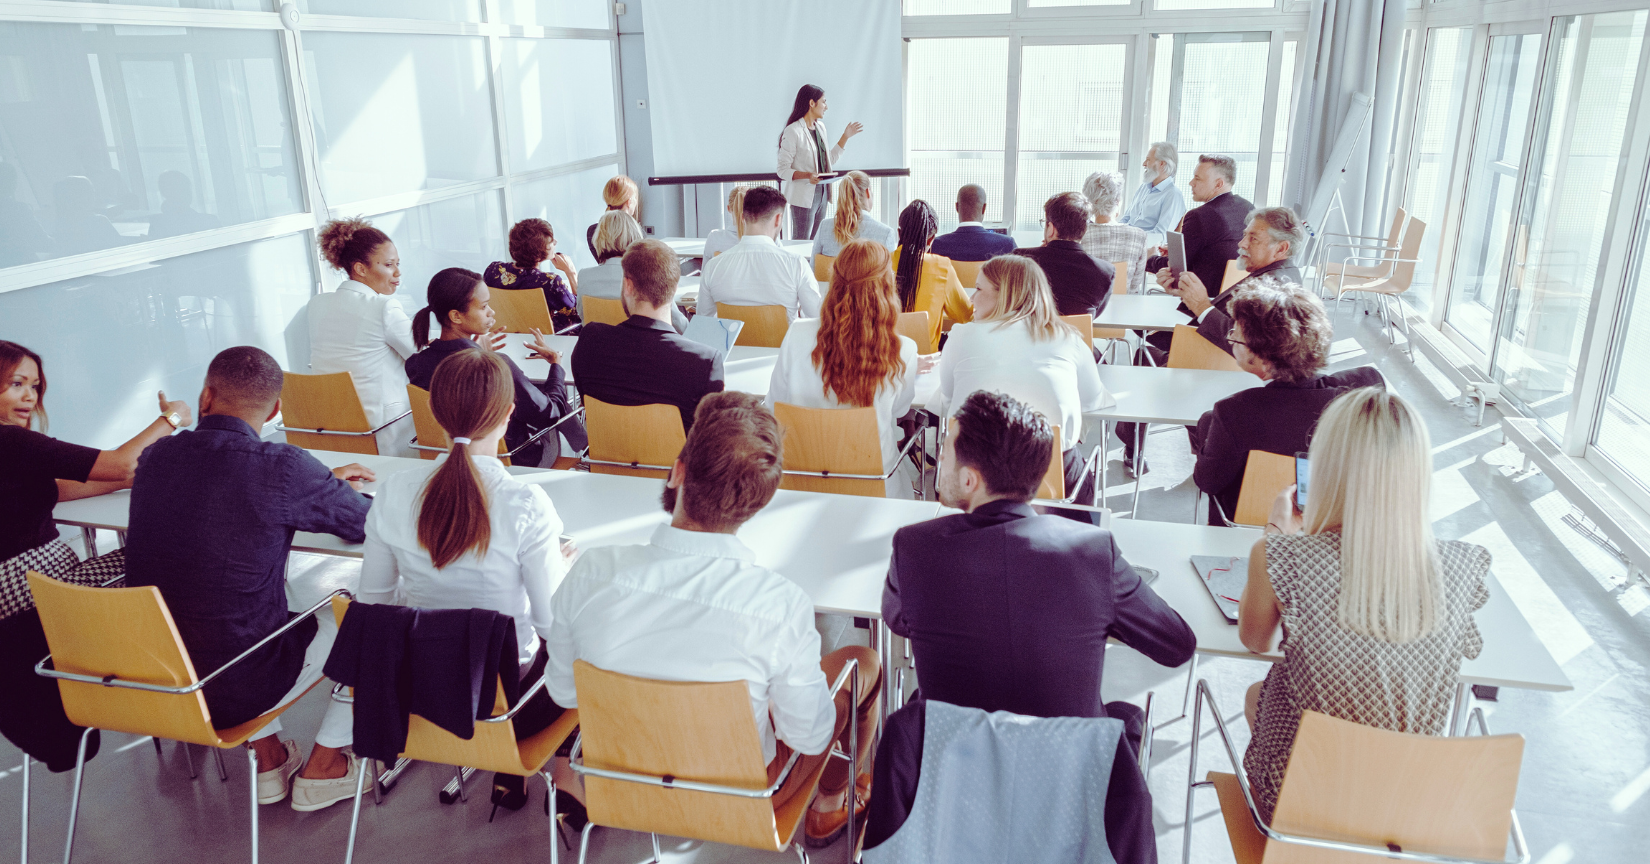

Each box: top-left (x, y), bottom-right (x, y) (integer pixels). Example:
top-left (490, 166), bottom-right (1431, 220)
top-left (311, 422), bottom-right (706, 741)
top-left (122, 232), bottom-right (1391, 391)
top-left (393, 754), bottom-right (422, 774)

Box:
top-left (1227, 337), bottom-right (1246, 347)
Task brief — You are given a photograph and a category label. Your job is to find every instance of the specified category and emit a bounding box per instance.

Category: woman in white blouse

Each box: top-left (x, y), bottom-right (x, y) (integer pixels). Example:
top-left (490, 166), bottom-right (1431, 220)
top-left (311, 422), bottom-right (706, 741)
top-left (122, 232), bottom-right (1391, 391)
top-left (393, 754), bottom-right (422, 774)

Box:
top-left (767, 239), bottom-right (925, 499)
top-left (703, 184), bottom-right (756, 260)
top-left (307, 217), bottom-right (416, 455)
top-left (360, 347), bottom-right (573, 814)
top-left (812, 170), bottom-right (898, 258)
top-left (935, 254), bottom-right (1114, 503)
top-left (777, 84), bottom-right (863, 241)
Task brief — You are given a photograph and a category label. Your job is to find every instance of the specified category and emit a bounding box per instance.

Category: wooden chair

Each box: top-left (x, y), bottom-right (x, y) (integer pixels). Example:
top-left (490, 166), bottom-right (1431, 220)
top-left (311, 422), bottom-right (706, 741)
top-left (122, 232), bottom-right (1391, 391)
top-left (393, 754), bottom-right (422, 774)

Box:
top-left (951, 259), bottom-right (983, 289)
top-left (329, 598), bottom-right (581, 864)
top-left (406, 384), bottom-right (581, 468)
top-left (773, 402), bottom-right (923, 498)
top-left (581, 296), bottom-right (628, 327)
top-left (1319, 207), bottom-right (1407, 292)
top-left (278, 371), bottom-right (407, 455)
top-left (813, 253), bottom-right (835, 282)
top-left (489, 287), bottom-right (555, 334)
top-left (581, 396), bottom-right (686, 479)
top-left (1210, 450), bottom-right (1296, 527)
top-left (1332, 217), bottom-right (1427, 355)
top-left (897, 310), bottom-right (935, 354)
top-left (1220, 259), bottom-right (1249, 292)
top-left (1167, 325), bottom-right (1244, 373)
top-left (1111, 260), bottom-right (1130, 294)
top-left (716, 303), bottom-right (791, 347)
top-left (1034, 426), bottom-right (1101, 507)
top-left (27, 572), bottom-right (349, 864)
top-left (1187, 682), bottom-right (1527, 864)
top-left (568, 658), bottom-right (862, 863)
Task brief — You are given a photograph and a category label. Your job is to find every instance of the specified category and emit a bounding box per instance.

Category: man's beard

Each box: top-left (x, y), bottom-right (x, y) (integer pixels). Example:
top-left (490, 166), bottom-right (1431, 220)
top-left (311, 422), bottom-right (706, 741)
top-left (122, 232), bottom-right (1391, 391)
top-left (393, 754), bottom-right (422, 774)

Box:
top-left (660, 480), bottom-right (677, 515)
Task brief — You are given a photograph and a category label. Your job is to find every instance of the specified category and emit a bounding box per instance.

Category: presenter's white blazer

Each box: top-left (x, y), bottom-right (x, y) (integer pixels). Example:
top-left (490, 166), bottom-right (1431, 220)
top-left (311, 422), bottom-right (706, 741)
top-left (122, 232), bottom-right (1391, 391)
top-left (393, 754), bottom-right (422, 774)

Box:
top-left (777, 119), bottom-right (844, 210)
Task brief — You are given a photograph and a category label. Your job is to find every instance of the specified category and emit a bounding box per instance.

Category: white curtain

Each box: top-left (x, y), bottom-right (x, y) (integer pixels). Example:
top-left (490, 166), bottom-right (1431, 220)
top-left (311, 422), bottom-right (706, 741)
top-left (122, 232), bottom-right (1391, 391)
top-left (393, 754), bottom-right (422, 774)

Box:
top-left (1282, 0), bottom-right (1408, 238)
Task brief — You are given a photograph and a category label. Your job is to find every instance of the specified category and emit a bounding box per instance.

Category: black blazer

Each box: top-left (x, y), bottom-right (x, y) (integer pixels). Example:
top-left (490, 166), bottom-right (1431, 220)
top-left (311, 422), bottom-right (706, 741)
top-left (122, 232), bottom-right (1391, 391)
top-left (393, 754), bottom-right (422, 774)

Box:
top-left (569, 315), bottom-right (725, 434)
top-left (931, 225), bottom-right (1017, 262)
top-left (883, 501), bottom-right (1195, 719)
top-left (1195, 258), bottom-right (1303, 355)
top-left (1013, 240), bottom-right (1116, 318)
top-left (1179, 191), bottom-right (1253, 302)
top-left (1192, 366), bottom-right (1386, 524)
top-left (405, 337), bottom-right (574, 457)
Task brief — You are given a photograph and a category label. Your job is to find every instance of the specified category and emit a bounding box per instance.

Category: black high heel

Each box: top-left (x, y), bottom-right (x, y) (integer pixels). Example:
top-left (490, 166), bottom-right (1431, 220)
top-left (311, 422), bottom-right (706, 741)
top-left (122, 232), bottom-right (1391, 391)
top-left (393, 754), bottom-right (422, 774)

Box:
top-left (488, 773), bottom-right (529, 822)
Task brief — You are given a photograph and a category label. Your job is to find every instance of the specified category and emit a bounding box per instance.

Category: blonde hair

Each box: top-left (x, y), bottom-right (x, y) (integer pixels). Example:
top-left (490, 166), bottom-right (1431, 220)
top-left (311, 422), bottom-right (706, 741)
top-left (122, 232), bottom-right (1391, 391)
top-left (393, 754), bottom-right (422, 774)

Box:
top-left (833, 171), bottom-right (873, 249)
top-left (593, 210), bottom-right (644, 263)
top-left (1305, 388), bottom-right (1442, 644)
top-left (603, 175), bottom-right (638, 211)
top-left (978, 255), bottom-right (1082, 343)
top-left (727, 184), bottom-right (756, 237)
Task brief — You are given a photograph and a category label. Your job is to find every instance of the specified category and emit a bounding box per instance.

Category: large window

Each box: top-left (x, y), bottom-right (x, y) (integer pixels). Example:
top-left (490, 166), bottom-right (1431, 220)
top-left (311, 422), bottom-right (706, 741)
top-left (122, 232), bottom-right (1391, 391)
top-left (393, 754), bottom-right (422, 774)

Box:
top-left (1014, 41), bottom-right (1129, 230)
top-left (906, 37), bottom-right (1009, 231)
top-left (1400, 27), bottom-right (1474, 312)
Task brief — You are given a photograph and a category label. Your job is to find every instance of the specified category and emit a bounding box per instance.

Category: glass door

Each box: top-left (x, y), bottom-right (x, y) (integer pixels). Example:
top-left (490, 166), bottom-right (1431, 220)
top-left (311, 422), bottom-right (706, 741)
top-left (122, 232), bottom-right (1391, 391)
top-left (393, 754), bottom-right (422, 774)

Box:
top-left (1445, 30), bottom-right (1543, 356)
top-left (1401, 27), bottom-right (1474, 316)
top-left (1012, 39), bottom-right (1132, 231)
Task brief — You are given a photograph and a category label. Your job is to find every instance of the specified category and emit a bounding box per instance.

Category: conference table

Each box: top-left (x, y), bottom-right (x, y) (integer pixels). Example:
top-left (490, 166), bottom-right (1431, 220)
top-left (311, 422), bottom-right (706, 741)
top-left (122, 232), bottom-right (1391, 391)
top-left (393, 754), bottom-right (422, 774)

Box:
top-left (657, 237), bottom-right (814, 260)
top-left (1094, 294), bottom-right (1186, 332)
top-left (498, 332), bottom-right (781, 396)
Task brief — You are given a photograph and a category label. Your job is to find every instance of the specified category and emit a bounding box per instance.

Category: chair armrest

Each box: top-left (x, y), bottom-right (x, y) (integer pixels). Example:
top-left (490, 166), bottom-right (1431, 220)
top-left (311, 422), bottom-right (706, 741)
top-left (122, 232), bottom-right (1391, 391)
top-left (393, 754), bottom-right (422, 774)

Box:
top-left (1320, 231), bottom-right (1391, 243)
top-left (277, 409), bottom-right (411, 439)
top-left (1342, 255), bottom-right (1419, 267)
top-left (504, 406), bottom-right (586, 459)
top-left (333, 671), bottom-right (551, 724)
top-left (37, 589), bottom-right (354, 695)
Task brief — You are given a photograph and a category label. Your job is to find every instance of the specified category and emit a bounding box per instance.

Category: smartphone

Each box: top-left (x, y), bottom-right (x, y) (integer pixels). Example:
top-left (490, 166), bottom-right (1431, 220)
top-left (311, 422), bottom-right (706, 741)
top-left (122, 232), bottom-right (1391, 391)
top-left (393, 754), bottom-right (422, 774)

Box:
top-left (1294, 452), bottom-right (1310, 512)
top-left (1135, 566), bottom-right (1160, 586)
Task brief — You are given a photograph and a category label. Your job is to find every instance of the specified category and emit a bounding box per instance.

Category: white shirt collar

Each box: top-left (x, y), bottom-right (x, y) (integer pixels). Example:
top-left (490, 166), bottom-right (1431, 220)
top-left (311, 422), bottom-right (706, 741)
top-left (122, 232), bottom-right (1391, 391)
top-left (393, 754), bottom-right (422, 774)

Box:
top-left (735, 234), bottom-right (779, 248)
top-left (338, 280), bottom-right (375, 297)
top-left (958, 221), bottom-right (985, 228)
top-left (1148, 177), bottom-right (1173, 191)
top-left (649, 523), bottom-right (757, 564)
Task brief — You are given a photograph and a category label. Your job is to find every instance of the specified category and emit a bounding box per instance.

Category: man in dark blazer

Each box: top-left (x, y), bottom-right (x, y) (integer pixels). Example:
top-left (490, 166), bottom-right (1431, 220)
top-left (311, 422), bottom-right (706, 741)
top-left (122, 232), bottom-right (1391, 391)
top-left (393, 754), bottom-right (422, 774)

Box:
top-left (1014, 192), bottom-right (1115, 318)
top-left (1191, 280), bottom-right (1385, 524)
top-left (930, 184), bottom-right (1018, 262)
top-left (1164, 205), bottom-right (1304, 356)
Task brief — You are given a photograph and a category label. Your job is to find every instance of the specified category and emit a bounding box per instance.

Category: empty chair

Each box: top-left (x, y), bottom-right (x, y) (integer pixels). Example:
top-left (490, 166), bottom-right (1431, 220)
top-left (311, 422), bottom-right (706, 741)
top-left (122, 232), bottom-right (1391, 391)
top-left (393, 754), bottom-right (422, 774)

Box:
top-left (716, 303), bottom-right (791, 347)
top-left (278, 371), bottom-right (407, 455)
top-left (773, 402), bottom-right (924, 498)
top-left (488, 286), bottom-right (556, 334)
top-left (1331, 217), bottom-right (1427, 353)
top-left (1318, 207), bottom-right (1407, 293)
top-left (581, 396), bottom-right (686, 478)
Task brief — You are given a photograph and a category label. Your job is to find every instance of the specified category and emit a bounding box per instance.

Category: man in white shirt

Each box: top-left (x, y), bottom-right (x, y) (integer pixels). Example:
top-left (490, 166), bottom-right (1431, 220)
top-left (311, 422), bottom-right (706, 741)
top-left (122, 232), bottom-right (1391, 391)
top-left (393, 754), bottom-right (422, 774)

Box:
top-left (698, 186), bottom-right (822, 322)
top-left (546, 391), bottom-right (879, 846)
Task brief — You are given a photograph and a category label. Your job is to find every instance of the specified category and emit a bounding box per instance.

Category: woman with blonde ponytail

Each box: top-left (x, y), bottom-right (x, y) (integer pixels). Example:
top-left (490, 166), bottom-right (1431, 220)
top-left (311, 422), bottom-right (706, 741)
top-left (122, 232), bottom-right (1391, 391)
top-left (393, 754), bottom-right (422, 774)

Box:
top-left (360, 348), bottom-right (573, 813)
top-left (1235, 388), bottom-right (1491, 825)
top-left (812, 170), bottom-right (897, 257)
top-left (704, 184), bottom-right (757, 259)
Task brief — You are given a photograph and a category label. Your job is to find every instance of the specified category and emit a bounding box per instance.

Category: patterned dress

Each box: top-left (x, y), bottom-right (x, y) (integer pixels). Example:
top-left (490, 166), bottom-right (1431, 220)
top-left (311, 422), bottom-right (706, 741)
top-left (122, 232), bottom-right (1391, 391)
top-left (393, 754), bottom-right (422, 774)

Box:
top-left (1243, 532), bottom-right (1491, 823)
top-left (484, 261), bottom-right (580, 333)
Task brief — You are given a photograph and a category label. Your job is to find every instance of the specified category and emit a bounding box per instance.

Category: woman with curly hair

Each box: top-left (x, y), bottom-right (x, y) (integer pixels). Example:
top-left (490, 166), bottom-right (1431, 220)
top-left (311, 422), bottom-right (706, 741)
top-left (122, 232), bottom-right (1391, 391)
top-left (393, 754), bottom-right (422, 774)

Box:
top-left (766, 239), bottom-right (924, 499)
top-left (486, 218), bottom-right (581, 333)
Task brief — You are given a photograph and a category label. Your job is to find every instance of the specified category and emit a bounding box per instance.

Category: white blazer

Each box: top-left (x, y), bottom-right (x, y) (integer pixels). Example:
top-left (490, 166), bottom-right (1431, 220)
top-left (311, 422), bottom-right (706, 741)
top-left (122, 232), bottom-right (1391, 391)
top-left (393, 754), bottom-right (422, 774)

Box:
top-left (934, 320), bottom-right (1114, 452)
top-left (777, 119), bottom-right (844, 210)
top-left (307, 280), bottom-right (417, 429)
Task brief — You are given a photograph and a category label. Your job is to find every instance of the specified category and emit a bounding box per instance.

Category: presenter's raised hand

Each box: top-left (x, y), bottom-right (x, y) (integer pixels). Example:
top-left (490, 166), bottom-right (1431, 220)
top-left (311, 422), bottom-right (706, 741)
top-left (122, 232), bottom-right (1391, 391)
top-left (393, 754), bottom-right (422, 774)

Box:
top-left (838, 121), bottom-right (865, 148)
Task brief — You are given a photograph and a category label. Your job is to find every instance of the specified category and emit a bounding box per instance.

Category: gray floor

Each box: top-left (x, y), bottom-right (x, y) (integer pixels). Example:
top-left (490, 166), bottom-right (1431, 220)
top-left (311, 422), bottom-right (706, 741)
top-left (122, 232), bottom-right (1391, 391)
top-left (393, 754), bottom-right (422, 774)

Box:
top-left (3, 306), bottom-right (1648, 863)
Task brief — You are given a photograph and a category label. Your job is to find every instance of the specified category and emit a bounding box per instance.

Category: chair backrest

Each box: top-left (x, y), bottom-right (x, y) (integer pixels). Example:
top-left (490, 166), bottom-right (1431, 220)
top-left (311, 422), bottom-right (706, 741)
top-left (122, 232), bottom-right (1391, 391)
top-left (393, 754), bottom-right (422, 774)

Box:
top-left (1385, 206), bottom-right (1408, 249)
top-left (1167, 325), bottom-right (1243, 372)
top-left (1060, 314), bottom-right (1095, 349)
top-left (488, 287), bottom-right (554, 333)
top-left (1035, 426), bottom-right (1065, 502)
top-left (813, 253), bottom-right (834, 282)
top-left (280, 371), bottom-right (378, 455)
top-left (716, 303), bottom-right (790, 347)
top-left (1220, 259), bottom-right (1248, 292)
top-left (1388, 217), bottom-right (1427, 290)
top-left (897, 311), bottom-right (934, 354)
top-left (574, 660), bottom-right (798, 851)
top-left (1264, 711), bottom-right (1524, 864)
top-left (952, 259), bottom-right (982, 289)
top-left (582, 396), bottom-right (686, 479)
top-left (582, 296), bottom-right (628, 327)
top-left (1232, 450), bottom-right (1295, 526)
top-left (27, 572), bottom-right (224, 746)
top-left (773, 402), bottom-right (887, 497)
top-left (1111, 260), bottom-right (1130, 295)
top-left (407, 384), bottom-right (510, 463)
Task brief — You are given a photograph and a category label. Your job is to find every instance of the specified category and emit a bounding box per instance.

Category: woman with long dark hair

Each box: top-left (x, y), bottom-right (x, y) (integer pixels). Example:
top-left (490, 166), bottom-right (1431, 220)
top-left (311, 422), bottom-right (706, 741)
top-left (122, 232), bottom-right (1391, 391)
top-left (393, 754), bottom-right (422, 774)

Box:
top-left (361, 347), bottom-right (573, 814)
top-left (777, 84), bottom-right (864, 241)
top-left (892, 199), bottom-right (974, 351)
top-left (766, 240), bottom-right (922, 498)
top-left (403, 268), bottom-right (586, 467)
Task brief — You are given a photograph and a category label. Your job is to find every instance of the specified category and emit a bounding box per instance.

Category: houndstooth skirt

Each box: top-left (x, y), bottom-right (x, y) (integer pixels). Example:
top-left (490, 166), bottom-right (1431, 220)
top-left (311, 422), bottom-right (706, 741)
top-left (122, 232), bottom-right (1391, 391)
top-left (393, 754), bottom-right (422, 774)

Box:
top-left (0, 539), bottom-right (126, 622)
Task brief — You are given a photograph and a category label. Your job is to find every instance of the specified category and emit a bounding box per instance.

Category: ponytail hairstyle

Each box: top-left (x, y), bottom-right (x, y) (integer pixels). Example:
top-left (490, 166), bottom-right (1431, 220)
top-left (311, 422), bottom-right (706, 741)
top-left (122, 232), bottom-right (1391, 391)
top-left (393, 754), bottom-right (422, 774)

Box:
top-left (813, 240), bottom-right (906, 407)
top-left (0, 341), bottom-right (46, 431)
top-left (894, 200), bottom-right (938, 312)
top-left (727, 184), bottom-right (755, 238)
top-left (418, 349), bottom-right (514, 569)
top-left (780, 84), bottom-right (825, 143)
top-left (412, 267), bottom-right (484, 349)
top-left (318, 217), bottom-right (391, 282)
top-left (833, 171), bottom-right (872, 249)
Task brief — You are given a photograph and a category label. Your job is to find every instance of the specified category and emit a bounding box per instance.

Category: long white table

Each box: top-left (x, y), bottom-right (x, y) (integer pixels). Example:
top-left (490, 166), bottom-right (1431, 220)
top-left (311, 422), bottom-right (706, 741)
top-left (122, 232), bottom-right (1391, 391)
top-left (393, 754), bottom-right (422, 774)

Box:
top-left (1093, 365), bottom-right (1258, 426)
top-left (497, 332), bottom-right (781, 394)
top-left (657, 237), bottom-right (814, 260)
top-left (1094, 294), bottom-right (1186, 332)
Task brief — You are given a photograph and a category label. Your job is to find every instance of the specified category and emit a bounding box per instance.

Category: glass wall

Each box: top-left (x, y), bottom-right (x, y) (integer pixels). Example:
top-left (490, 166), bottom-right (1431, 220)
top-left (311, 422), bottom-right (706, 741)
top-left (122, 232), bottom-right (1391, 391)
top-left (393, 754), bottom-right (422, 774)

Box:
top-left (1401, 26), bottom-right (1474, 312)
top-left (906, 37), bottom-right (1009, 231)
top-left (1014, 42), bottom-right (1128, 230)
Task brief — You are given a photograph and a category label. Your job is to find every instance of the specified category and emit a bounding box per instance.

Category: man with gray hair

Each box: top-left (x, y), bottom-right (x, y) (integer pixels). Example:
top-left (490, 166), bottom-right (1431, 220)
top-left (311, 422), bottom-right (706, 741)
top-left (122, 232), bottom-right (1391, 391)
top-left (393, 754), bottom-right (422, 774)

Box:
top-left (1079, 171), bottom-right (1148, 294)
top-left (1119, 142), bottom-right (1185, 247)
top-left (1167, 205), bottom-right (1304, 355)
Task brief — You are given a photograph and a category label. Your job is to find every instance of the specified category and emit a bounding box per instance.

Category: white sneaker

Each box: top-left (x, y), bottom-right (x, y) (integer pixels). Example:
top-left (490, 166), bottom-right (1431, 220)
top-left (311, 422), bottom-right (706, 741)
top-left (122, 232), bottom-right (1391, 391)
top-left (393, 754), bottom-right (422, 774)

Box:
top-left (290, 749), bottom-right (371, 812)
top-left (254, 739), bottom-right (302, 805)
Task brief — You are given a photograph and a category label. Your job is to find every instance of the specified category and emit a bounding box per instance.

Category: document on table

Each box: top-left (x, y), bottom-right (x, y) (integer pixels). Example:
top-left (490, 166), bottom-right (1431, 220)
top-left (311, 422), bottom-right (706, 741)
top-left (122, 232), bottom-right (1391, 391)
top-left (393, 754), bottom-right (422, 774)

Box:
top-left (1191, 555), bottom-right (1246, 623)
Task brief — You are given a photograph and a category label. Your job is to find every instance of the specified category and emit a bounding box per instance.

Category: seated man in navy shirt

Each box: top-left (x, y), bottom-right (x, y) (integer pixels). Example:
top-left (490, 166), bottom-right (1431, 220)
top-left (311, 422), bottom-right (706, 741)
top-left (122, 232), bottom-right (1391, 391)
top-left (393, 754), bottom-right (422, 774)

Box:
top-left (929, 184), bottom-right (1016, 262)
top-left (125, 346), bottom-right (376, 813)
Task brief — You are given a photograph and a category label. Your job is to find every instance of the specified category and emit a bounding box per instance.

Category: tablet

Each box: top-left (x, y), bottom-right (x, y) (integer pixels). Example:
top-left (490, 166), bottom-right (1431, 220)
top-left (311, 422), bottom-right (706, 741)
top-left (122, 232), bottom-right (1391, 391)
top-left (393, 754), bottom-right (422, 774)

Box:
top-left (1191, 555), bottom-right (1246, 623)
top-left (1167, 230), bottom-right (1188, 277)
top-left (683, 316), bottom-right (742, 355)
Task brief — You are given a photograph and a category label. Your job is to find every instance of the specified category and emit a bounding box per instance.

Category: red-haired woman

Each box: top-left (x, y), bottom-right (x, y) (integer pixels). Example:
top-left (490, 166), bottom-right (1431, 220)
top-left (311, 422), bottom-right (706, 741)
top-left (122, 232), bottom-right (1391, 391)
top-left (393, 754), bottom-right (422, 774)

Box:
top-left (766, 239), bottom-right (927, 499)
top-left (361, 348), bottom-right (574, 814)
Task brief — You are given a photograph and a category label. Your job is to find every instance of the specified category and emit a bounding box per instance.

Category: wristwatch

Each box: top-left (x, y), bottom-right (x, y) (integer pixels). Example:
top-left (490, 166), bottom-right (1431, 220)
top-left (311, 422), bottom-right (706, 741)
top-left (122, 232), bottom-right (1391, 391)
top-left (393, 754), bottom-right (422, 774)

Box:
top-left (160, 410), bottom-right (183, 430)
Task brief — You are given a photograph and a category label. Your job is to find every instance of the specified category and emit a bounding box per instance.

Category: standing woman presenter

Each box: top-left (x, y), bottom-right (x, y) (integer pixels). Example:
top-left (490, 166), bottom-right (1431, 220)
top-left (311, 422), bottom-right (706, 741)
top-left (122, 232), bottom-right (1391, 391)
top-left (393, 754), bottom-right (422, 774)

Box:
top-left (777, 84), bottom-right (863, 241)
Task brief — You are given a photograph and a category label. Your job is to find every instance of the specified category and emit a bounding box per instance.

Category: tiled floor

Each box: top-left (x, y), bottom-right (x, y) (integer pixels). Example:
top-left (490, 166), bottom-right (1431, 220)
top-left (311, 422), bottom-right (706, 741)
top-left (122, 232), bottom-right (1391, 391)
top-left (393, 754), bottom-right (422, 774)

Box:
top-left (2, 306), bottom-right (1647, 862)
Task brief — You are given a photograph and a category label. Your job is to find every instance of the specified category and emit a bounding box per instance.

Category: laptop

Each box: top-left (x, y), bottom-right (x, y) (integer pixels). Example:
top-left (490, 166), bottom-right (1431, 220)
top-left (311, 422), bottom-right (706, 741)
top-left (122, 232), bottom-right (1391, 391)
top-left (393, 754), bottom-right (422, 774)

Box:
top-left (682, 316), bottom-right (743, 356)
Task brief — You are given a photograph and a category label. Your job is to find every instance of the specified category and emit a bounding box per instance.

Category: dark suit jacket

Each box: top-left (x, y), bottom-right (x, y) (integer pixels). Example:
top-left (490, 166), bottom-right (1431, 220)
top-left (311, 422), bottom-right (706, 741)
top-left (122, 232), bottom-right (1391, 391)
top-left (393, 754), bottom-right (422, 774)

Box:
top-left (1191, 366), bottom-right (1386, 524)
top-left (405, 337), bottom-right (575, 457)
top-left (1194, 258), bottom-right (1303, 355)
top-left (1013, 240), bottom-right (1115, 318)
top-left (883, 501), bottom-right (1196, 719)
top-left (931, 225), bottom-right (1017, 262)
top-left (1179, 191), bottom-right (1253, 301)
top-left (569, 315), bottom-right (725, 433)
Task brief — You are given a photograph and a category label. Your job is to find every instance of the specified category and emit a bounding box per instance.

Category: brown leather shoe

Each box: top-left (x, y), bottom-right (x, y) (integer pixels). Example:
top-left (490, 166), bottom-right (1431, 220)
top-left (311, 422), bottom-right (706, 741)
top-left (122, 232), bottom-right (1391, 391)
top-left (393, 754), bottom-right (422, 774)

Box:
top-left (803, 773), bottom-right (872, 848)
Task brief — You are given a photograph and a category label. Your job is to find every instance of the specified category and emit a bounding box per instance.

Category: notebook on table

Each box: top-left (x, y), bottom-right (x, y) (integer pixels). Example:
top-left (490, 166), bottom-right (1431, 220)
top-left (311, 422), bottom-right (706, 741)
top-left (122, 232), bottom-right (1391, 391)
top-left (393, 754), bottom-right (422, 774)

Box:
top-left (1191, 555), bottom-right (1247, 623)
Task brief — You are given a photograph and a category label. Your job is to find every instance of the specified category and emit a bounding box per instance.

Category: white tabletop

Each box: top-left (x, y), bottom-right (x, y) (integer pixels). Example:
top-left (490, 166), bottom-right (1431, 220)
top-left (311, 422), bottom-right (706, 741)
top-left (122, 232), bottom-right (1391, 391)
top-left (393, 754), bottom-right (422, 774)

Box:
top-left (1109, 519), bottom-right (1573, 693)
top-left (657, 237), bottom-right (813, 259)
top-left (496, 331), bottom-right (780, 393)
top-left (1094, 294), bottom-right (1187, 332)
top-left (1094, 365), bottom-right (1259, 425)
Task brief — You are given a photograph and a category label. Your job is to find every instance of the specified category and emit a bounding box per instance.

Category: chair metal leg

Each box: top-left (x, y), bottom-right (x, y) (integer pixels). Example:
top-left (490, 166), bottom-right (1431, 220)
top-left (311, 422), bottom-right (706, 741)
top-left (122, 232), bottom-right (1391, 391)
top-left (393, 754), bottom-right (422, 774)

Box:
top-left (542, 771), bottom-right (559, 864)
top-left (1180, 683), bottom-right (1207, 864)
top-left (375, 757), bottom-right (412, 804)
top-left (847, 661), bottom-right (860, 863)
top-left (795, 844), bottom-right (809, 863)
top-left (182, 741), bottom-right (198, 779)
top-left (649, 833), bottom-right (663, 863)
top-left (62, 727), bottom-right (93, 864)
top-left (19, 754), bottom-right (28, 864)
top-left (453, 766), bottom-right (469, 803)
top-left (214, 746), bottom-right (229, 782)
top-left (1157, 653), bottom-right (1198, 729)
top-left (1129, 423), bottom-right (1147, 518)
top-left (150, 736), bottom-right (163, 759)
top-left (577, 822), bottom-right (595, 864)
top-left (246, 746), bottom-right (260, 864)
top-left (342, 747), bottom-right (370, 864)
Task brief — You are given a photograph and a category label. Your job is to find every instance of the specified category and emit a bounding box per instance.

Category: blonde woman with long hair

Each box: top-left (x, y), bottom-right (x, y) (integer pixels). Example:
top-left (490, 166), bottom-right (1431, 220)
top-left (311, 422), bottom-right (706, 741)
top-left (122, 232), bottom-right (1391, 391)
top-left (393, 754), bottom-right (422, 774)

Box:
top-left (766, 239), bottom-right (921, 498)
top-left (703, 184), bottom-right (757, 259)
top-left (1236, 388), bottom-right (1490, 824)
top-left (812, 170), bottom-right (897, 257)
top-left (932, 254), bottom-right (1112, 503)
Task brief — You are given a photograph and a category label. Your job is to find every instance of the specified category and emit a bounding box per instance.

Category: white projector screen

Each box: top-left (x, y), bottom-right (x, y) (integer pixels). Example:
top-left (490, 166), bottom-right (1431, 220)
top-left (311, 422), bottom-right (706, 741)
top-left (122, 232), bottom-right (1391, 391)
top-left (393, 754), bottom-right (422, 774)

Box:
top-left (641, 0), bottom-right (904, 178)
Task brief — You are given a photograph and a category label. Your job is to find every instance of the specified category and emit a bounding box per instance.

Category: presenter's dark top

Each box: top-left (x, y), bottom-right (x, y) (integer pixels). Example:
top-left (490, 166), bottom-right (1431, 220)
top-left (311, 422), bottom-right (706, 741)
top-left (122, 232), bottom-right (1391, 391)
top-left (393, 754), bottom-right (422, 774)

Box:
top-left (570, 315), bottom-right (725, 434)
top-left (883, 500), bottom-right (1195, 719)
top-left (0, 425), bottom-right (99, 562)
top-left (1013, 240), bottom-right (1116, 318)
top-left (124, 414), bottom-right (369, 729)
top-left (930, 225), bottom-right (1017, 263)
